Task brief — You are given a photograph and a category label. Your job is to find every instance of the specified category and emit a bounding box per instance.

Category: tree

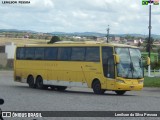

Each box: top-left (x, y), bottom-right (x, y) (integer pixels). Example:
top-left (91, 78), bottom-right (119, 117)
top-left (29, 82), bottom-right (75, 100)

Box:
top-left (143, 37), bottom-right (155, 52)
top-left (151, 61), bottom-right (160, 70)
top-left (125, 35), bottom-right (134, 40)
top-left (48, 36), bottom-right (61, 44)
top-left (137, 40), bottom-right (142, 47)
top-left (45, 36), bottom-right (50, 40)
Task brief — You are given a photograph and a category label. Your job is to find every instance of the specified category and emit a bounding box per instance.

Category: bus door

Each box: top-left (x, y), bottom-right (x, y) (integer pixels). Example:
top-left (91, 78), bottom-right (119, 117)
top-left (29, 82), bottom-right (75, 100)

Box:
top-left (102, 47), bottom-right (115, 89)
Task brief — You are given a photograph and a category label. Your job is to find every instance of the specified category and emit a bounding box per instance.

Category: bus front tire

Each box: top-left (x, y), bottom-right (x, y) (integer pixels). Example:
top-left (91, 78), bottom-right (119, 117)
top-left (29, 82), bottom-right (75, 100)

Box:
top-left (92, 80), bottom-right (105, 94)
top-left (36, 76), bottom-right (44, 89)
top-left (27, 76), bottom-right (35, 88)
top-left (115, 90), bottom-right (126, 95)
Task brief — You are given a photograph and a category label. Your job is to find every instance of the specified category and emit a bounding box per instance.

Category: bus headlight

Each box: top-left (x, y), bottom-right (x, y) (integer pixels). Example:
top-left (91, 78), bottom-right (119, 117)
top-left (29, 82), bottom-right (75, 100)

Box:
top-left (116, 80), bottom-right (125, 83)
top-left (138, 80), bottom-right (144, 84)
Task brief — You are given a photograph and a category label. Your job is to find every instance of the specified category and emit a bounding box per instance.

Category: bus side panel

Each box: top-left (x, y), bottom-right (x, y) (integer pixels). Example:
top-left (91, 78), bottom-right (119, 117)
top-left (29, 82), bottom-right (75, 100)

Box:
top-left (30, 61), bottom-right (47, 81)
top-left (81, 62), bottom-right (104, 88)
top-left (14, 61), bottom-right (26, 83)
top-left (55, 62), bottom-right (86, 83)
top-left (15, 60), bottom-right (47, 83)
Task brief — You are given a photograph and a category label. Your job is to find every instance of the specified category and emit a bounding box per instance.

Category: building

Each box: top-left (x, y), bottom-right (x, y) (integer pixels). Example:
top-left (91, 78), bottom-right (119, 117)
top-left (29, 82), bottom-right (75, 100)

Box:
top-left (112, 36), bottom-right (120, 42)
top-left (126, 39), bottom-right (134, 45)
top-left (0, 42), bottom-right (16, 68)
top-left (5, 42), bottom-right (16, 59)
top-left (0, 53), bottom-right (7, 67)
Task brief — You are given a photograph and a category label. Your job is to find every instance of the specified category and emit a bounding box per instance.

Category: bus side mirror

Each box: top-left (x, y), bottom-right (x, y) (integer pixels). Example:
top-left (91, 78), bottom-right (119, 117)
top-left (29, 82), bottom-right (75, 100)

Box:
top-left (147, 57), bottom-right (150, 66)
top-left (114, 54), bottom-right (120, 64)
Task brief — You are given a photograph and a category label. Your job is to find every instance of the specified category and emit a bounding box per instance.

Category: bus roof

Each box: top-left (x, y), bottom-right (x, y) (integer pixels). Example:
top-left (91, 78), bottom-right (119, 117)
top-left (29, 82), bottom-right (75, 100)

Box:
top-left (16, 41), bottom-right (138, 48)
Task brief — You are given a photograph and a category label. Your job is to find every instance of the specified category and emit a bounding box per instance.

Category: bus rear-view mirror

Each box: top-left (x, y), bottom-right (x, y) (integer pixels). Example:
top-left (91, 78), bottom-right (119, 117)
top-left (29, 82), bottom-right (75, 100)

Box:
top-left (147, 57), bottom-right (150, 66)
top-left (114, 54), bottom-right (120, 64)
top-left (142, 56), bottom-right (150, 67)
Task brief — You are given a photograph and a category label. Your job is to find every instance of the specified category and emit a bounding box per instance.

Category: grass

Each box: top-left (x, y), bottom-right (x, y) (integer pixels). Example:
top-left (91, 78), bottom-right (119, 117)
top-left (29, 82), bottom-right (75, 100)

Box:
top-left (0, 37), bottom-right (49, 45)
top-left (144, 77), bottom-right (160, 87)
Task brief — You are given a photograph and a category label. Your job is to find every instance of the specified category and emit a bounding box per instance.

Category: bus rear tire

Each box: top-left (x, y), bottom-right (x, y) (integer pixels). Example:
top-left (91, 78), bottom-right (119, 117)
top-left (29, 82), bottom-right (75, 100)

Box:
top-left (115, 90), bottom-right (126, 95)
top-left (36, 76), bottom-right (44, 89)
top-left (55, 86), bottom-right (67, 91)
top-left (27, 76), bottom-right (35, 88)
top-left (92, 80), bottom-right (105, 94)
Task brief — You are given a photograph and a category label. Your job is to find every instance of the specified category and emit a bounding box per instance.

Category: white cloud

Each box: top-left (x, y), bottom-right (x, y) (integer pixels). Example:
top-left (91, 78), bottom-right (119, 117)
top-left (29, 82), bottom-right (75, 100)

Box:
top-left (0, 0), bottom-right (160, 34)
top-left (72, 11), bottom-right (89, 19)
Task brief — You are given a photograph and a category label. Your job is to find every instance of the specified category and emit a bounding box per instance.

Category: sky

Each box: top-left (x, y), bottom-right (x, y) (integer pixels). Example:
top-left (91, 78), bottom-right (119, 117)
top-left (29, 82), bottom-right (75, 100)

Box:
top-left (0, 0), bottom-right (160, 34)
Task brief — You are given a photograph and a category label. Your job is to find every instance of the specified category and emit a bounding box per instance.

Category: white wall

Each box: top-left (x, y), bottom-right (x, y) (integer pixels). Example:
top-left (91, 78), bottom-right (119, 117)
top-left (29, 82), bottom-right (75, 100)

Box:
top-left (5, 42), bottom-right (16, 59)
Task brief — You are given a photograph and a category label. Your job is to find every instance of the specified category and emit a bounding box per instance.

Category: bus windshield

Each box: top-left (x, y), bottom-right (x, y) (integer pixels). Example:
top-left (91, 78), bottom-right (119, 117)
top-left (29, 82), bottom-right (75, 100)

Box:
top-left (115, 47), bottom-right (143, 79)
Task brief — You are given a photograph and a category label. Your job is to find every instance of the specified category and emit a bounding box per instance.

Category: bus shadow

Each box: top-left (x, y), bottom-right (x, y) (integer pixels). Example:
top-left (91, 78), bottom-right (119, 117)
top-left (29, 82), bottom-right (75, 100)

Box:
top-left (11, 85), bottom-right (136, 97)
top-left (57, 90), bottom-right (135, 97)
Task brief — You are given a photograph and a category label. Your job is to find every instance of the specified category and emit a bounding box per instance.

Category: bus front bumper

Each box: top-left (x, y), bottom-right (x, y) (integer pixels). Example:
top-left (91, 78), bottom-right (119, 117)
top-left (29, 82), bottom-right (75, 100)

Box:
top-left (113, 82), bottom-right (143, 91)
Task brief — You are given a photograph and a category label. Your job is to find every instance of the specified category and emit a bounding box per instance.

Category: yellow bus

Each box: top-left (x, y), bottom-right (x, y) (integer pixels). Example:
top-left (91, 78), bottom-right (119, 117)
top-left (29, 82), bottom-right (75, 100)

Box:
top-left (14, 42), bottom-right (149, 95)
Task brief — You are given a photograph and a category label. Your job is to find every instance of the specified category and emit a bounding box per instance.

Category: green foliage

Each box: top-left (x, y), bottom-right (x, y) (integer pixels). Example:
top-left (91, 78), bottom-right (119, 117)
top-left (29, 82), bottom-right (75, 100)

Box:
top-left (143, 61), bottom-right (160, 70)
top-left (144, 37), bottom-right (155, 52)
top-left (29, 35), bottom-right (35, 39)
top-left (137, 41), bottom-right (142, 47)
top-left (158, 48), bottom-right (160, 54)
top-left (45, 36), bottom-right (50, 40)
top-left (151, 61), bottom-right (160, 70)
top-left (48, 36), bottom-right (61, 44)
top-left (144, 77), bottom-right (160, 87)
top-left (125, 35), bottom-right (135, 40)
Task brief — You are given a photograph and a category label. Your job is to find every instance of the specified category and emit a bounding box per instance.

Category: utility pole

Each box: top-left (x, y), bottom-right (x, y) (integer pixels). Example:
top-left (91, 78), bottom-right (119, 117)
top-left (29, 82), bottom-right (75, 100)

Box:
top-left (148, 0), bottom-right (152, 77)
top-left (142, 0), bottom-right (159, 76)
top-left (106, 25), bottom-right (110, 43)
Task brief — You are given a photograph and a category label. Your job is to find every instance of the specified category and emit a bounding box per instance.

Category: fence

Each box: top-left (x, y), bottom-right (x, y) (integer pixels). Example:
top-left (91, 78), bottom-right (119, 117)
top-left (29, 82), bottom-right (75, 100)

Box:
top-left (144, 69), bottom-right (160, 77)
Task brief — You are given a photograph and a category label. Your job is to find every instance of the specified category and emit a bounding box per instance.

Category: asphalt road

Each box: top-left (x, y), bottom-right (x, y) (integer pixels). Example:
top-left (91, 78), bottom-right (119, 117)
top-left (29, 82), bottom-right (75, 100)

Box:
top-left (0, 71), bottom-right (160, 120)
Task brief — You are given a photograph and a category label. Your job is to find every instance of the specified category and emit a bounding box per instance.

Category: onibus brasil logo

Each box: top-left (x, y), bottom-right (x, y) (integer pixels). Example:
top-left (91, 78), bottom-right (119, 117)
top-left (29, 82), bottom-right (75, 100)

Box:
top-left (142, 0), bottom-right (159, 5)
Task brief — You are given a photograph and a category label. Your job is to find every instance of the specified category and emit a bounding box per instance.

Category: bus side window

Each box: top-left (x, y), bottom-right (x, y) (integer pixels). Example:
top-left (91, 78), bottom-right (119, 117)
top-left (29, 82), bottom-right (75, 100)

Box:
top-left (25, 48), bottom-right (35, 60)
top-left (35, 48), bottom-right (44, 60)
top-left (102, 47), bottom-right (115, 78)
top-left (16, 48), bottom-right (20, 59)
top-left (107, 56), bottom-right (115, 78)
top-left (45, 47), bottom-right (58, 60)
top-left (71, 47), bottom-right (85, 61)
top-left (16, 47), bottom-right (25, 60)
top-left (58, 47), bottom-right (71, 61)
top-left (85, 47), bottom-right (100, 62)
